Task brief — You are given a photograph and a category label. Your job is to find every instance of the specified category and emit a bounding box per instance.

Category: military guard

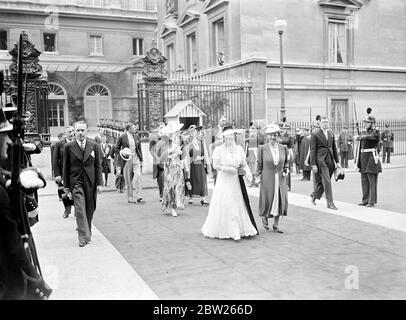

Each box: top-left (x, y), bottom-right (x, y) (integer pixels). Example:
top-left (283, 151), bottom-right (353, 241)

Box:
top-left (356, 116), bottom-right (382, 207)
top-left (381, 123), bottom-right (394, 164)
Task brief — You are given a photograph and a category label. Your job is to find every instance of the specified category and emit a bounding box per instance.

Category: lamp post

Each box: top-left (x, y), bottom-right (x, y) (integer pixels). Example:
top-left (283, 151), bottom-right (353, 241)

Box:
top-left (274, 19), bottom-right (287, 120)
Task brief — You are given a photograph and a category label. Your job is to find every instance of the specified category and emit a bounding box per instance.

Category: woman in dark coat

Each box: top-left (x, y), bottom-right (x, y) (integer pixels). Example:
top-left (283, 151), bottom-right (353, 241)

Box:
top-left (187, 125), bottom-right (212, 206)
top-left (254, 123), bottom-right (289, 233)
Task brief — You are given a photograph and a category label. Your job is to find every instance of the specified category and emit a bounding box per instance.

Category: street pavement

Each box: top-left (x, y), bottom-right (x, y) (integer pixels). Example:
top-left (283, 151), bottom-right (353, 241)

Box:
top-left (32, 156), bottom-right (406, 300)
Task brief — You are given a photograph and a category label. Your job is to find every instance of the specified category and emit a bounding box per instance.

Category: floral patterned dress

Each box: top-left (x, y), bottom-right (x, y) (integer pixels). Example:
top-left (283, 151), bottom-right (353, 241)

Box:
top-left (162, 141), bottom-right (186, 211)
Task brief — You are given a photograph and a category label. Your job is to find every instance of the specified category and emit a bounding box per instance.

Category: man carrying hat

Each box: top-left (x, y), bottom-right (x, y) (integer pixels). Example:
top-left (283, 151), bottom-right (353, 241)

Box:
top-left (380, 123), bottom-right (394, 164)
top-left (356, 115), bottom-right (382, 207)
top-left (310, 116), bottom-right (340, 210)
top-left (115, 123), bottom-right (145, 204)
top-left (53, 126), bottom-right (75, 218)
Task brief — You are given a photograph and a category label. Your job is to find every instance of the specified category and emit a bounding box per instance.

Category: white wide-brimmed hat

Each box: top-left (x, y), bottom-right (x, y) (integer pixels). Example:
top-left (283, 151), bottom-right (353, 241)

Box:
top-left (161, 121), bottom-right (184, 135)
top-left (119, 148), bottom-right (132, 161)
top-left (265, 123), bottom-right (281, 134)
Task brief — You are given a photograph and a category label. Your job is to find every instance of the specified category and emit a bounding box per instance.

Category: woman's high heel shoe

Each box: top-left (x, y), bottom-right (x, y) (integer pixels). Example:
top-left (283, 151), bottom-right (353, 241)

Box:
top-left (272, 225), bottom-right (283, 233)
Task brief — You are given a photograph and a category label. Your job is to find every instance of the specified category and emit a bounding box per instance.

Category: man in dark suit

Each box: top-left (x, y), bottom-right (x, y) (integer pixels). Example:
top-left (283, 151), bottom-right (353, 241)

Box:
top-left (115, 123), bottom-right (144, 203)
top-left (52, 126), bottom-right (75, 218)
top-left (63, 121), bottom-right (103, 247)
top-left (310, 116), bottom-right (340, 210)
top-left (356, 116), bottom-right (382, 207)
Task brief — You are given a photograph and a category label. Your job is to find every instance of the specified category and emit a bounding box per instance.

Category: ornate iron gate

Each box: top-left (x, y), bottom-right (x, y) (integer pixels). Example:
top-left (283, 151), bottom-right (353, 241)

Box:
top-left (136, 43), bottom-right (252, 131)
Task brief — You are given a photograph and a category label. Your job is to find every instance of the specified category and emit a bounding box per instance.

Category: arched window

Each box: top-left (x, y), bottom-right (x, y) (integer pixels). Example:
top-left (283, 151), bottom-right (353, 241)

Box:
top-left (86, 84), bottom-right (109, 96)
top-left (48, 83), bottom-right (65, 96)
top-left (84, 83), bottom-right (112, 129)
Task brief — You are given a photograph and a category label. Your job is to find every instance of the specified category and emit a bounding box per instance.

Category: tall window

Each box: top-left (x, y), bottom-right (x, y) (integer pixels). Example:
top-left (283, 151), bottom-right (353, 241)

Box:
top-left (133, 38), bottom-right (144, 56)
top-left (166, 43), bottom-right (175, 73)
top-left (212, 18), bottom-right (225, 66)
top-left (89, 35), bottom-right (103, 55)
top-left (331, 99), bottom-right (349, 123)
top-left (328, 20), bottom-right (346, 64)
top-left (43, 33), bottom-right (56, 52)
top-left (0, 30), bottom-right (7, 50)
top-left (186, 33), bottom-right (197, 74)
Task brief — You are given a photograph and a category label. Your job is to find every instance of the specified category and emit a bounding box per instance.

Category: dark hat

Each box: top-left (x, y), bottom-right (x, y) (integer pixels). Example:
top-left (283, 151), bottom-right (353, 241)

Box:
top-left (334, 167), bottom-right (345, 181)
top-left (363, 116), bottom-right (376, 123)
top-left (0, 107), bottom-right (13, 133)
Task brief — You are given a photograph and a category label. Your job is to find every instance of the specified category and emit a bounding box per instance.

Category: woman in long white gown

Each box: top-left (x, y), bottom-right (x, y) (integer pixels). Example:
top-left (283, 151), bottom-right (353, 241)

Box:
top-left (201, 126), bottom-right (258, 241)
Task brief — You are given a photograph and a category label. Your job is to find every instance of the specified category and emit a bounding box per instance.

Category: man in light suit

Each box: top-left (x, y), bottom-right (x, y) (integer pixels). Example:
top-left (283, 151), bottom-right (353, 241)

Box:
top-left (53, 126), bottom-right (75, 218)
top-left (63, 121), bottom-right (103, 247)
top-left (310, 116), bottom-right (340, 210)
top-left (115, 123), bottom-right (144, 203)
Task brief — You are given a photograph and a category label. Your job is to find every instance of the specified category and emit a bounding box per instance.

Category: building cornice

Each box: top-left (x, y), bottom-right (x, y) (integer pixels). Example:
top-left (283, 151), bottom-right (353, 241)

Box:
top-left (0, 6), bottom-right (157, 23)
top-left (266, 62), bottom-right (406, 74)
top-left (267, 84), bottom-right (406, 92)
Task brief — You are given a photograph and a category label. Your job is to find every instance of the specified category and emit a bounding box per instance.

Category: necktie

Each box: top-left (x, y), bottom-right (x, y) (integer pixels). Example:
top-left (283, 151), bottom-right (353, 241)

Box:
top-left (81, 141), bottom-right (85, 151)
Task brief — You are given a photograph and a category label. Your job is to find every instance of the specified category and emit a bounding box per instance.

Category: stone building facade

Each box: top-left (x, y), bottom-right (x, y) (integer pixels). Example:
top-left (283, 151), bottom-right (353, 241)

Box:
top-left (0, 0), bottom-right (157, 134)
top-left (157, 0), bottom-right (406, 123)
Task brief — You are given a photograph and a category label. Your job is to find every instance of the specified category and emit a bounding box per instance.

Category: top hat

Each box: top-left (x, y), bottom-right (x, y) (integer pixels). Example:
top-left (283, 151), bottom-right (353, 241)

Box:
top-left (161, 121), bottom-right (184, 135)
top-left (0, 107), bottom-right (13, 133)
top-left (119, 148), bottom-right (132, 161)
top-left (265, 123), bottom-right (281, 134)
top-left (363, 115), bottom-right (376, 123)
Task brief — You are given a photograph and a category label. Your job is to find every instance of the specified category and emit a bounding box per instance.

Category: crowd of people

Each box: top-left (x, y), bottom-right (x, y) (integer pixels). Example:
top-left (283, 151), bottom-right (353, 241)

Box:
top-left (48, 108), bottom-right (395, 244)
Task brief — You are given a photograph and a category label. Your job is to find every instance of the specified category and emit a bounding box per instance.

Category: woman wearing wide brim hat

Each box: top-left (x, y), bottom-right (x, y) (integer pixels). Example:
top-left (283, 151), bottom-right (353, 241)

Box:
top-left (158, 121), bottom-right (186, 217)
top-left (201, 125), bottom-right (258, 241)
top-left (186, 122), bottom-right (212, 206)
top-left (254, 123), bottom-right (289, 233)
top-left (161, 121), bottom-right (184, 136)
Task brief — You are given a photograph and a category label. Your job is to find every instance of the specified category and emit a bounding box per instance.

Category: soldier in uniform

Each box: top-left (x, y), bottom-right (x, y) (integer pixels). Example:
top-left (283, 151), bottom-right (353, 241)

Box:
top-left (338, 124), bottom-right (353, 168)
top-left (356, 116), bottom-right (382, 207)
top-left (381, 123), bottom-right (394, 164)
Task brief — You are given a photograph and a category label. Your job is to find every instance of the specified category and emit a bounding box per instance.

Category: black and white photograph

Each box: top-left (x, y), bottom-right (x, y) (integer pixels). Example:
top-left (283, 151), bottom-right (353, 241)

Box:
top-left (1, 0), bottom-right (406, 306)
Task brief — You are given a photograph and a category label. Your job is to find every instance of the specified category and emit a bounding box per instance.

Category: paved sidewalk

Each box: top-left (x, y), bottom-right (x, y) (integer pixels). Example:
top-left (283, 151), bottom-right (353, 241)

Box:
top-left (34, 182), bottom-right (158, 300)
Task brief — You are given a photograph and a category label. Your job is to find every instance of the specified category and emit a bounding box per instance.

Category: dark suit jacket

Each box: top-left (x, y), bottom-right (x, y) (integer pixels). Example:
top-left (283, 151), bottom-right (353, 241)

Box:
top-left (52, 138), bottom-right (71, 178)
top-left (63, 138), bottom-right (103, 190)
top-left (115, 132), bottom-right (143, 168)
top-left (310, 129), bottom-right (339, 170)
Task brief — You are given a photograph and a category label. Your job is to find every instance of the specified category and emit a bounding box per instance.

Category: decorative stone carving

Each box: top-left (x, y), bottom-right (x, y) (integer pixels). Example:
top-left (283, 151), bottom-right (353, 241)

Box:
top-left (6, 31), bottom-right (49, 144)
top-left (9, 32), bottom-right (42, 78)
top-left (146, 82), bottom-right (164, 130)
top-left (142, 40), bottom-right (168, 80)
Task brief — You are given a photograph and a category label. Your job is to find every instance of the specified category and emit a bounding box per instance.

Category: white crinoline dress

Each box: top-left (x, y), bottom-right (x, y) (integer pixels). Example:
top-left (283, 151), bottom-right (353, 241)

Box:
top-left (201, 144), bottom-right (257, 240)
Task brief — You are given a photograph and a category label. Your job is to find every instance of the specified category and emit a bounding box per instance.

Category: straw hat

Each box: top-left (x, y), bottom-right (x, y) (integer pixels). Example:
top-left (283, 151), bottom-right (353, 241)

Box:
top-left (119, 148), bottom-right (132, 161)
top-left (161, 121), bottom-right (184, 135)
top-left (0, 107), bottom-right (13, 133)
top-left (265, 123), bottom-right (281, 134)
